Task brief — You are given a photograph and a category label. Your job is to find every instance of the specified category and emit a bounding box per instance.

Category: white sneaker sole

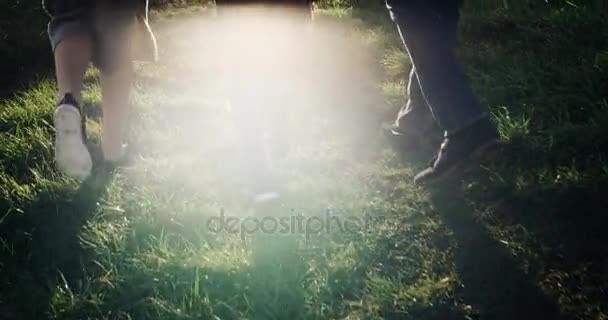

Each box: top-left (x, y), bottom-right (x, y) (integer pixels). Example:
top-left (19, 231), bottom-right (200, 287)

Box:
top-left (253, 191), bottom-right (280, 203)
top-left (54, 104), bottom-right (93, 180)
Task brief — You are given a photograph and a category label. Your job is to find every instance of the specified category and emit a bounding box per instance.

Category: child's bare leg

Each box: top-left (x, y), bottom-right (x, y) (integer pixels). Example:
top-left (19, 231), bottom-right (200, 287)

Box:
top-left (93, 4), bottom-right (138, 162)
top-left (52, 33), bottom-right (94, 179)
top-left (100, 61), bottom-right (133, 161)
top-left (54, 34), bottom-right (92, 103)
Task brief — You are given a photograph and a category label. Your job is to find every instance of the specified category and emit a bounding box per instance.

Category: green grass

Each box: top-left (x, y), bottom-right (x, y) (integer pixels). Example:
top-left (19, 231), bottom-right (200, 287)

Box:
top-left (1, 2), bottom-right (608, 320)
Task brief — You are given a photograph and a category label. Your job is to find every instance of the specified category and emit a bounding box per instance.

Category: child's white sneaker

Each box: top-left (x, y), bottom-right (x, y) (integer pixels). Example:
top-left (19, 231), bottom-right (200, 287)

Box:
top-left (53, 94), bottom-right (92, 180)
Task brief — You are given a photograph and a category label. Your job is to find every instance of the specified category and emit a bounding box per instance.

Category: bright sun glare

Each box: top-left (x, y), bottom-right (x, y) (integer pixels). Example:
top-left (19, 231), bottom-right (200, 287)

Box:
top-left (134, 5), bottom-right (383, 202)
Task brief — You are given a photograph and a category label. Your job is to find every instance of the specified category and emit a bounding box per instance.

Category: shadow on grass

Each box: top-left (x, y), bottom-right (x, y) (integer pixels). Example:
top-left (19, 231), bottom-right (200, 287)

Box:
top-left (468, 173), bottom-right (608, 318)
top-left (391, 138), bottom-right (562, 318)
top-left (79, 236), bottom-right (308, 319)
top-left (0, 171), bottom-right (113, 320)
top-left (428, 185), bottom-right (562, 320)
top-left (248, 236), bottom-right (307, 319)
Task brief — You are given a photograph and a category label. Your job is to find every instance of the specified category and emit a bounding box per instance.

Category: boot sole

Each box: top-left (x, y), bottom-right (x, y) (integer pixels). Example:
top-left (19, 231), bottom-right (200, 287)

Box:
top-left (415, 139), bottom-right (503, 185)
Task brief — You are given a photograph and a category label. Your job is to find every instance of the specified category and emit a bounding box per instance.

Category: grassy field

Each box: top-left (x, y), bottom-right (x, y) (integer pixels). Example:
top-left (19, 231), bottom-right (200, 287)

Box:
top-left (1, 2), bottom-right (608, 320)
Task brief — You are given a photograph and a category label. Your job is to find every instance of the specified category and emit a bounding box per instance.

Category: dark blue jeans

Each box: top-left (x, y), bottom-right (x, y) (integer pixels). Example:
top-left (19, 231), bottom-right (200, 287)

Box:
top-left (386, 0), bottom-right (488, 135)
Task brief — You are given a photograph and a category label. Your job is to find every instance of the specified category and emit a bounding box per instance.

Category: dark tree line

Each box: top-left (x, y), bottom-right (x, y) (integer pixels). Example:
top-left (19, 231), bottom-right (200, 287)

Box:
top-left (0, 0), bottom-right (604, 94)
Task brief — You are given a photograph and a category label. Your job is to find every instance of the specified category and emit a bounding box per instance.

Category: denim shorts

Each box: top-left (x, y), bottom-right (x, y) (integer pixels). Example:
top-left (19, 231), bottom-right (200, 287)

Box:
top-left (47, 1), bottom-right (156, 73)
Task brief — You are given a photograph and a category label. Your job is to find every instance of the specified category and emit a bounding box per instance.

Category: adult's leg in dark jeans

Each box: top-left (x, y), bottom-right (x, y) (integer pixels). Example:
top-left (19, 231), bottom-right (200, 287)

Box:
top-left (385, 0), bottom-right (500, 183)
top-left (391, 66), bottom-right (435, 139)
top-left (387, 0), bottom-right (487, 134)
